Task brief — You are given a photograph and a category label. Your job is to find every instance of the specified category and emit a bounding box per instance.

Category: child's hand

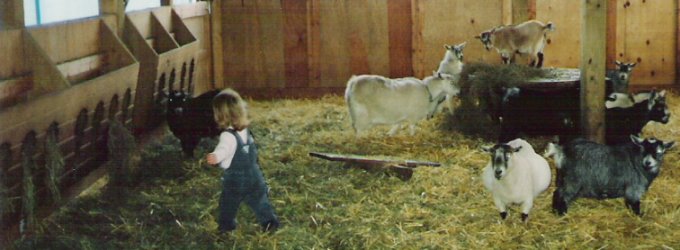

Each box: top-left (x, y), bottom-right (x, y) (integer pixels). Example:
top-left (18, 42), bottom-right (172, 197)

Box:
top-left (206, 153), bottom-right (219, 165)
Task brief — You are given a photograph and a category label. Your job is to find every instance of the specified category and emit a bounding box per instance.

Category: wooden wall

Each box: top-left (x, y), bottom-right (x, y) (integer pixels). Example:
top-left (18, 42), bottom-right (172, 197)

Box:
top-left (213, 0), bottom-right (678, 99)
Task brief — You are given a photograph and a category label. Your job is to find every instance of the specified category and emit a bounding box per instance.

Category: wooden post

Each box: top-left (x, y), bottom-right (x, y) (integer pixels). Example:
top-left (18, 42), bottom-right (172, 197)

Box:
top-left (677, 0), bottom-right (680, 86)
top-left (502, 0), bottom-right (513, 25)
top-left (0, 0), bottom-right (25, 29)
top-left (210, 0), bottom-right (224, 88)
top-left (99, 0), bottom-right (126, 36)
top-left (581, 0), bottom-right (607, 143)
top-left (606, 0), bottom-right (617, 69)
top-left (512, 0), bottom-right (530, 23)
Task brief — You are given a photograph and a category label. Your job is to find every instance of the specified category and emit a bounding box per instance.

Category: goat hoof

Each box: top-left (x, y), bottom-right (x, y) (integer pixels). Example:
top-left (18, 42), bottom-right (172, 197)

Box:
top-left (499, 212), bottom-right (508, 220)
top-left (521, 213), bottom-right (529, 222)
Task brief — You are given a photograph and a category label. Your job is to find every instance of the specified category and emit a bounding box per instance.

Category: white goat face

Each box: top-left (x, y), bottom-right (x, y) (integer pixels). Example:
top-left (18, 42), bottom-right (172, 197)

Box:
top-left (445, 42), bottom-right (467, 62)
top-left (482, 144), bottom-right (522, 180)
top-left (476, 32), bottom-right (493, 51)
top-left (614, 61), bottom-right (637, 81)
top-left (631, 135), bottom-right (675, 174)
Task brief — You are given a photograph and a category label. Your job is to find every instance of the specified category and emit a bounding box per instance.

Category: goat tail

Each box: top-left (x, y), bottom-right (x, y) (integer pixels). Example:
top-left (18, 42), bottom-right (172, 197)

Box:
top-left (544, 22), bottom-right (556, 32)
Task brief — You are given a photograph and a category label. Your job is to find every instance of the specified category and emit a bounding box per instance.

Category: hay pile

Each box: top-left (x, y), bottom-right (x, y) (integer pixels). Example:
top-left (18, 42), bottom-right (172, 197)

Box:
top-left (13, 91), bottom-right (680, 249)
top-left (449, 63), bottom-right (548, 139)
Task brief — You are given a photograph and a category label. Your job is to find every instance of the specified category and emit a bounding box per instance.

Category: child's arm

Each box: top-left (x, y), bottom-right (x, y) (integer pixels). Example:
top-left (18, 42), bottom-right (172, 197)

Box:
top-left (205, 132), bottom-right (237, 169)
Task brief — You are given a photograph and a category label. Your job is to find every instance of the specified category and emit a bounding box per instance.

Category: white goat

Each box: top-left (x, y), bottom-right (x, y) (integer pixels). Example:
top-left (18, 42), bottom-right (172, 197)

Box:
top-left (481, 138), bottom-right (551, 222)
top-left (345, 74), bottom-right (447, 136)
top-left (435, 42), bottom-right (466, 114)
top-left (475, 20), bottom-right (555, 68)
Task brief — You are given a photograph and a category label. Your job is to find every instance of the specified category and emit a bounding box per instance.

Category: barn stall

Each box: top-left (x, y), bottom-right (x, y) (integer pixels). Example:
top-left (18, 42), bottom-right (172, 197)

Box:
top-left (1, 0), bottom-right (680, 248)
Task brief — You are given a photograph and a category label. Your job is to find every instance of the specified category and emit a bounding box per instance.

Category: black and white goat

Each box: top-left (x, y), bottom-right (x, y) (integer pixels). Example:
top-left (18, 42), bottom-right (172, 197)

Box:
top-left (552, 135), bottom-right (675, 216)
top-left (475, 20), bottom-right (555, 68)
top-left (605, 90), bottom-right (670, 144)
top-left (481, 138), bottom-right (551, 222)
top-left (606, 61), bottom-right (637, 94)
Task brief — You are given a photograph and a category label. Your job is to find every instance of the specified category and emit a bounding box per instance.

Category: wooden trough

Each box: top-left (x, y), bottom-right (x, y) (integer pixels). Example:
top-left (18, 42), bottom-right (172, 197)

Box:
top-left (309, 152), bottom-right (441, 181)
top-left (0, 16), bottom-right (139, 233)
top-left (124, 6), bottom-right (200, 135)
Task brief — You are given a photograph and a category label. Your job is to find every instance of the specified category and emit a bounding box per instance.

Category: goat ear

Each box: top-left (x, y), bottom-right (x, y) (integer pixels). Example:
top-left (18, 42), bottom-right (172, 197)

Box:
top-left (457, 42), bottom-right (467, 49)
top-left (481, 145), bottom-right (493, 153)
top-left (664, 141), bottom-right (675, 150)
top-left (629, 62), bottom-right (637, 67)
top-left (551, 135), bottom-right (560, 144)
top-left (444, 44), bottom-right (452, 50)
top-left (659, 90), bottom-right (666, 97)
top-left (615, 60), bottom-right (622, 66)
top-left (630, 134), bottom-right (645, 145)
top-left (512, 146), bottom-right (522, 153)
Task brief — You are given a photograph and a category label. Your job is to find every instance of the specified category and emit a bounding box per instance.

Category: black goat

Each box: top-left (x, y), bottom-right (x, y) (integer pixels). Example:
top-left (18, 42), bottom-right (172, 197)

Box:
top-left (605, 90), bottom-right (670, 144)
top-left (552, 135), bottom-right (674, 216)
top-left (167, 90), bottom-right (221, 157)
top-left (498, 86), bottom-right (580, 142)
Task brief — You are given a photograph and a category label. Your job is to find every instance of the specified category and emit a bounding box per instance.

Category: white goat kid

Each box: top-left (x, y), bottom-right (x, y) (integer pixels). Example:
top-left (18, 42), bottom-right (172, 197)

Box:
top-left (482, 138), bottom-right (551, 222)
top-left (475, 20), bottom-right (555, 68)
top-left (435, 42), bottom-right (466, 114)
top-left (345, 74), bottom-right (447, 136)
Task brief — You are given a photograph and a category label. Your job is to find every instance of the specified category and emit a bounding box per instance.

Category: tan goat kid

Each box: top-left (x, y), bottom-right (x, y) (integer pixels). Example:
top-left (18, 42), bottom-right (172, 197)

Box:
top-left (476, 20), bottom-right (555, 68)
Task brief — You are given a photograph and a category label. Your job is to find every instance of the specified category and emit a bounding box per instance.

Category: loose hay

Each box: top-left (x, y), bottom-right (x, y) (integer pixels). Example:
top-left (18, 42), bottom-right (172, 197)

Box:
top-left (14, 91), bottom-right (680, 249)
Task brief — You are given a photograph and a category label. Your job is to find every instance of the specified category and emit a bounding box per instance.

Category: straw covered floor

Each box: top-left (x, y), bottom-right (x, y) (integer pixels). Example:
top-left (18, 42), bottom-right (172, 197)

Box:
top-left (12, 88), bottom-right (680, 249)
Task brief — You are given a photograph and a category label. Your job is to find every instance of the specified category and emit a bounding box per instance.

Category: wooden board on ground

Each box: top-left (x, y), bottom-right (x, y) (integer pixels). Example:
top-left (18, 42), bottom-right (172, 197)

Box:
top-left (309, 152), bottom-right (441, 181)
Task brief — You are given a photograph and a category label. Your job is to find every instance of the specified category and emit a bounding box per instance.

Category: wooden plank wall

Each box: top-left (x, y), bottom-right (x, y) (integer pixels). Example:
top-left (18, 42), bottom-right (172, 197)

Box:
top-left (214, 0), bottom-right (678, 99)
top-left (174, 2), bottom-right (213, 94)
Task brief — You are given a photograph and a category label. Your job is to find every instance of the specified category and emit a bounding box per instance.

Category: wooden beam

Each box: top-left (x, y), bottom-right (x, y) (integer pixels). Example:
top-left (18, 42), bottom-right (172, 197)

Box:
top-left (282, 0), bottom-right (309, 88)
top-left (580, 0), bottom-right (607, 143)
top-left (606, 0), bottom-right (617, 69)
top-left (99, 0), bottom-right (125, 36)
top-left (677, 0), bottom-right (680, 86)
top-left (0, 0), bottom-right (24, 29)
top-left (387, 0), bottom-right (413, 78)
top-left (210, 0), bottom-right (224, 89)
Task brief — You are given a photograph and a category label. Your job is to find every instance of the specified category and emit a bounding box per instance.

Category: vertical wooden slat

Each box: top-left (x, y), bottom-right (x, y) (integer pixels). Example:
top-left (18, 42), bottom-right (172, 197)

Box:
top-left (387, 0), bottom-right (413, 77)
top-left (307, 0), bottom-right (321, 88)
top-left (677, 0), bottom-right (680, 86)
top-left (581, 0), bottom-right (607, 143)
top-left (210, 0), bottom-right (224, 88)
top-left (282, 0), bottom-right (310, 88)
top-left (528, 0), bottom-right (536, 20)
top-left (503, 0), bottom-right (513, 25)
top-left (512, 0), bottom-right (530, 24)
top-left (99, 0), bottom-right (125, 36)
top-left (606, 0), bottom-right (617, 69)
top-left (0, 0), bottom-right (24, 29)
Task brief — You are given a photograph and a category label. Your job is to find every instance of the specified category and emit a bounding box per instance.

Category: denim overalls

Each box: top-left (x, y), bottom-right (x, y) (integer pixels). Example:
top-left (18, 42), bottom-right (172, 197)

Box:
top-left (218, 129), bottom-right (279, 232)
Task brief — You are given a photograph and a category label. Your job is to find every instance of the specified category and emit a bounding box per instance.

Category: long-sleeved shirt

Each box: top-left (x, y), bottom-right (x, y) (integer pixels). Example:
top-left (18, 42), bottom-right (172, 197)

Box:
top-left (211, 128), bottom-right (249, 170)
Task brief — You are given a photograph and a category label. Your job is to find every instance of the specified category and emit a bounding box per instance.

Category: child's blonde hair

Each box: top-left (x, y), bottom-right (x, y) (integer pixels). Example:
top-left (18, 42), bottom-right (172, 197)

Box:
top-left (212, 88), bottom-right (250, 131)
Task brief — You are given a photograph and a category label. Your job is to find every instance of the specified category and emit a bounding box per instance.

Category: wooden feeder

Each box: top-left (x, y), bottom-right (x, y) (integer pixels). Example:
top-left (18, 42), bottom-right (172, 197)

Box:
top-left (124, 6), bottom-right (200, 135)
top-left (0, 16), bottom-right (139, 230)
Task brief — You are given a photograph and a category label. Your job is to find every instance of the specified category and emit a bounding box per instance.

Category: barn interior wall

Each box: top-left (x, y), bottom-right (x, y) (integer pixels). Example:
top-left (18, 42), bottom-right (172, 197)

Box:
top-left (214, 0), bottom-right (678, 99)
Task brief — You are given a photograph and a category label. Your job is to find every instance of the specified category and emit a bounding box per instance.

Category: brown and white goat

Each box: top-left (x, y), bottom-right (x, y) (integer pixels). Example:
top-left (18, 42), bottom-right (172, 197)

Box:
top-left (475, 20), bottom-right (555, 68)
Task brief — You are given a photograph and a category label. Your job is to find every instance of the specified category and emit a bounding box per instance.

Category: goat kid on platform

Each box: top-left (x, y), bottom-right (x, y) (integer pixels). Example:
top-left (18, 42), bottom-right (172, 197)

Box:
top-left (482, 138), bottom-right (551, 222)
top-left (552, 135), bottom-right (675, 216)
top-left (345, 73), bottom-right (449, 136)
top-left (475, 20), bottom-right (555, 68)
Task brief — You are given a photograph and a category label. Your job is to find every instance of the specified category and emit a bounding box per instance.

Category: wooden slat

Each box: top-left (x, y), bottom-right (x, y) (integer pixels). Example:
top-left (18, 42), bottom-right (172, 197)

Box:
top-left (536, 0), bottom-right (581, 68)
top-left (318, 0), bottom-right (350, 87)
top-left (56, 54), bottom-right (105, 84)
top-left (0, 75), bottom-right (33, 108)
top-left (677, 0), bottom-right (680, 86)
top-left (618, 0), bottom-right (676, 86)
top-left (387, 0), bottom-right (413, 78)
top-left (282, 0), bottom-right (310, 88)
top-left (307, 0), bottom-right (322, 88)
top-left (0, 0), bottom-right (24, 29)
top-left (210, 0), bottom-right (225, 89)
top-left (580, 0), bottom-right (607, 143)
top-left (606, 0), bottom-right (617, 69)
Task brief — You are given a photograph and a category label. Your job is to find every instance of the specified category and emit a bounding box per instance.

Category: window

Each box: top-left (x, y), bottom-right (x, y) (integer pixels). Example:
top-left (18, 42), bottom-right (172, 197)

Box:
top-left (25, 0), bottom-right (99, 26)
top-left (125, 0), bottom-right (161, 12)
